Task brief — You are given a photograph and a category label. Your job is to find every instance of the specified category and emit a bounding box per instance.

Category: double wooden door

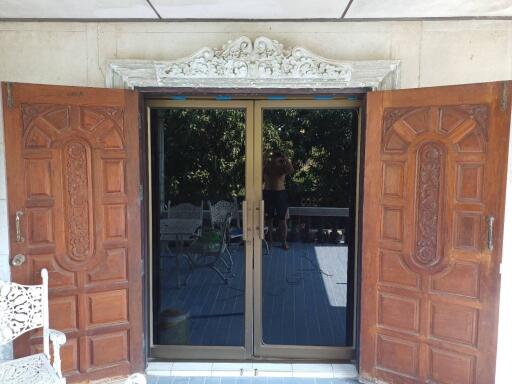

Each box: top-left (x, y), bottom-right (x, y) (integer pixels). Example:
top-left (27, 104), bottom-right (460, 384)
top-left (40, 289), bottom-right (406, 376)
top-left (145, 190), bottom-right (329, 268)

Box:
top-left (2, 81), bottom-right (510, 384)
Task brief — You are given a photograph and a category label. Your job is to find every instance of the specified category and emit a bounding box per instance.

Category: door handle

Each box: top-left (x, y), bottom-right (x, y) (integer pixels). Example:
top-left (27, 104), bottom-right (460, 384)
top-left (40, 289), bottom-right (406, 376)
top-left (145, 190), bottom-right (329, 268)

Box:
top-left (242, 200), bottom-right (248, 241)
top-left (15, 210), bottom-right (24, 243)
top-left (11, 254), bottom-right (26, 267)
top-left (487, 215), bottom-right (495, 251)
top-left (259, 200), bottom-right (265, 240)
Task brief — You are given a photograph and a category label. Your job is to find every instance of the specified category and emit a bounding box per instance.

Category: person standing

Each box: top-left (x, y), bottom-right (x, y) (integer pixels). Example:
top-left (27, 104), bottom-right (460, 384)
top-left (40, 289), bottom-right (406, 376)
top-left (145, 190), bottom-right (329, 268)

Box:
top-left (263, 152), bottom-right (294, 250)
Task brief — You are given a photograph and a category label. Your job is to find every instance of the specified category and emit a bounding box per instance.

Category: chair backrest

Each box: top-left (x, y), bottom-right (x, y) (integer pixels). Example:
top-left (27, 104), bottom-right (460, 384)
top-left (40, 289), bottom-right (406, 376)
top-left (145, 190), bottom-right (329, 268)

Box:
top-left (160, 202), bottom-right (204, 240)
top-left (208, 200), bottom-right (237, 229)
top-left (0, 269), bottom-right (50, 358)
top-left (168, 202), bottom-right (203, 220)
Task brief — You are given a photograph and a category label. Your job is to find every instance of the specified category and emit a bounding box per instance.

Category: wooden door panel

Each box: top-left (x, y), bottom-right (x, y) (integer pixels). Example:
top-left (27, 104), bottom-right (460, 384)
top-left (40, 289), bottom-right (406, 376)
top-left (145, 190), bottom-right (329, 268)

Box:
top-left (2, 83), bottom-right (143, 382)
top-left (360, 82), bottom-right (511, 384)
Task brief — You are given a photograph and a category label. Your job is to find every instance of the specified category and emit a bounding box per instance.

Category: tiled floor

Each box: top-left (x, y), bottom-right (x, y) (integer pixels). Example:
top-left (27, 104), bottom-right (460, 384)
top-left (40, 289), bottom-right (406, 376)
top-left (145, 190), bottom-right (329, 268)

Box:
top-left (156, 242), bottom-right (349, 347)
top-left (147, 378), bottom-right (360, 384)
top-left (147, 362), bottom-right (357, 379)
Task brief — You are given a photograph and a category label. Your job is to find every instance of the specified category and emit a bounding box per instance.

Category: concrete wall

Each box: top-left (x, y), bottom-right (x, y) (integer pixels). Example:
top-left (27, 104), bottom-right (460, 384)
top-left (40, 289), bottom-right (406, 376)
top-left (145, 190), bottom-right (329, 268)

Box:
top-left (0, 20), bottom-right (511, 88)
top-left (0, 19), bottom-right (511, 379)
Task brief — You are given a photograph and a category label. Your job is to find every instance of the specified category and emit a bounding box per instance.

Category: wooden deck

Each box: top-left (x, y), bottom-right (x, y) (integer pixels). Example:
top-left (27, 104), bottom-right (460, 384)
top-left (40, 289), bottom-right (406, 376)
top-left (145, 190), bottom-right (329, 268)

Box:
top-left (156, 242), bottom-right (349, 347)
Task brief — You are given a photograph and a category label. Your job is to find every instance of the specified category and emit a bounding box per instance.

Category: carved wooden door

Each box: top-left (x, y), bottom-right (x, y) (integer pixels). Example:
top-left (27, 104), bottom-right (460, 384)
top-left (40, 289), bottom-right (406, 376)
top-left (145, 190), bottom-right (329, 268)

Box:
top-left (2, 83), bottom-right (143, 382)
top-left (360, 82), bottom-right (511, 384)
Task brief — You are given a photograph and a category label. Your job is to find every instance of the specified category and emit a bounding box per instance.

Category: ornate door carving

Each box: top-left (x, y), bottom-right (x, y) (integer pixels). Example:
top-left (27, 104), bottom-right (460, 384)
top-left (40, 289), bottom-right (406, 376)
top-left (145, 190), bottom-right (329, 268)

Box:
top-left (3, 83), bottom-right (142, 382)
top-left (360, 82), bottom-right (511, 383)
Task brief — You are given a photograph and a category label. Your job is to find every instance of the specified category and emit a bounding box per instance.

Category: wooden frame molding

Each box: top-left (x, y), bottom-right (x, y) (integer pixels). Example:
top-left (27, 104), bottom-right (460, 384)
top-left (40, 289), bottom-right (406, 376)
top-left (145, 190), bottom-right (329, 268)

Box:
top-left (106, 36), bottom-right (400, 90)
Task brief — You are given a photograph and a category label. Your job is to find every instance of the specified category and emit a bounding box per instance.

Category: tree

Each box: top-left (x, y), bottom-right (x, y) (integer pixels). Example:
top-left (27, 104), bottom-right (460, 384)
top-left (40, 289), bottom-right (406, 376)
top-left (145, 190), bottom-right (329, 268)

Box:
top-left (156, 107), bottom-right (358, 208)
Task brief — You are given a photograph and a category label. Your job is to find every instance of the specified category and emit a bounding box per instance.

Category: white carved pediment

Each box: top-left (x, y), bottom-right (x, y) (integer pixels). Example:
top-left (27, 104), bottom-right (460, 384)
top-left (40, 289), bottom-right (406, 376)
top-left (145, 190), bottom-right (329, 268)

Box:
top-left (107, 36), bottom-right (400, 90)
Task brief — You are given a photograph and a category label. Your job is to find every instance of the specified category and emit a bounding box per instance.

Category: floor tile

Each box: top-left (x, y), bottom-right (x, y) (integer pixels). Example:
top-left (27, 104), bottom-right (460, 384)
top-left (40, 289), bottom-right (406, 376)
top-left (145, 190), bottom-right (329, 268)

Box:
top-left (204, 378), bottom-right (222, 384)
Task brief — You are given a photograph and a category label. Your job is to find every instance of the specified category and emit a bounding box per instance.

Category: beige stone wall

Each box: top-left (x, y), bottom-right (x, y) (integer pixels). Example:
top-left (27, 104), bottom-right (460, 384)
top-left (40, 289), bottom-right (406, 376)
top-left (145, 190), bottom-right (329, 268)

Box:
top-left (0, 20), bottom-right (510, 88)
top-left (0, 20), bottom-right (511, 379)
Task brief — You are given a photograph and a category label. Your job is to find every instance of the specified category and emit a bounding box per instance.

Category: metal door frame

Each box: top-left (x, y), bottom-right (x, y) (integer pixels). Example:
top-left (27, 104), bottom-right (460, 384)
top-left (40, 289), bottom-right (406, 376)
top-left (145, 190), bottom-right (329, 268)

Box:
top-left (146, 99), bottom-right (255, 360)
top-left (253, 99), bottom-right (361, 360)
top-left (145, 98), bottom-right (362, 361)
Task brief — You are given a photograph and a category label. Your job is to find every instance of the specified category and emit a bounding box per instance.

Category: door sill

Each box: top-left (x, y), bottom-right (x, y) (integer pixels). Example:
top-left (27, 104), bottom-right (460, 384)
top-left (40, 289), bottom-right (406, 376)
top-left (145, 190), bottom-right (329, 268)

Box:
top-left (147, 362), bottom-right (358, 379)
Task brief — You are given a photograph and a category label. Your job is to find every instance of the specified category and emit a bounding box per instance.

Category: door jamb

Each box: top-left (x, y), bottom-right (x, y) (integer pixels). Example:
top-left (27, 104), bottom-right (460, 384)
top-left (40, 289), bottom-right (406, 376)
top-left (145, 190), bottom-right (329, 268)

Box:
top-left (137, 88), bottom-right (369, 366)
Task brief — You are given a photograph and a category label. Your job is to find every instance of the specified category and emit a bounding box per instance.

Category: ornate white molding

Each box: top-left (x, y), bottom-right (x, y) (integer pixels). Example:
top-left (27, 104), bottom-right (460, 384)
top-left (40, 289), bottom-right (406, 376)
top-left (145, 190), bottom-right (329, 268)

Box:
top-left (107, 36), bottom-right (400, 90)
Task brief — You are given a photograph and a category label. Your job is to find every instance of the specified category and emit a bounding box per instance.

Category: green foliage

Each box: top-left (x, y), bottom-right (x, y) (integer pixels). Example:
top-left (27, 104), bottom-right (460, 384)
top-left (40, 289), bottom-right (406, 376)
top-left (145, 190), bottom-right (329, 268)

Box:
top-left (158, 108), bottom-right (246, 204)
top-left (157, 107), bottom-right (358, 207)
top-left (262, 109), bottom-right (358, 207)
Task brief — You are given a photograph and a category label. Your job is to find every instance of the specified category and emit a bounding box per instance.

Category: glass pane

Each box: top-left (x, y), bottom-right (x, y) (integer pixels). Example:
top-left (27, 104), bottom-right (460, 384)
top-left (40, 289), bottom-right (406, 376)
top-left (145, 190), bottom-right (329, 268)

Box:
top-left (152, 107), bottom-right (246, 347)
top-left (261, 108), bottom-right (358, 347)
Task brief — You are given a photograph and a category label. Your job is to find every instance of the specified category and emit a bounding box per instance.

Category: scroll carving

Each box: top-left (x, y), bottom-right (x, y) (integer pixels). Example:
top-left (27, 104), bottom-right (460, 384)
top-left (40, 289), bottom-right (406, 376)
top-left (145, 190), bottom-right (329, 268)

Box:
top-left (64, 141), bottom-right (93, 263)
top-left (22, 104), bottom-right (70, 134)
top-left (414, 142), bottom-right (445, 268)
top-left (108, 36), bottom-right (401, 89)
top-left (455, 105), bottom-right (489, 136)
top-left (383, 107), bottom-right (412, 133)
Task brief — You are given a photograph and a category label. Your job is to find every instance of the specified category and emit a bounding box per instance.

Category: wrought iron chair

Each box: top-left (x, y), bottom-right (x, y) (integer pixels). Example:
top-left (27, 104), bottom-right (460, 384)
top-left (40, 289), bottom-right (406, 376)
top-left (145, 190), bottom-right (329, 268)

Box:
top-left (160, 202), bottom-right (204, 288)
top-left (209, 199), bottom-right (270, 261)
top-left (0, 269), bottom-right (67, 384)
top-left (185, 212), bottom-right (233, 284)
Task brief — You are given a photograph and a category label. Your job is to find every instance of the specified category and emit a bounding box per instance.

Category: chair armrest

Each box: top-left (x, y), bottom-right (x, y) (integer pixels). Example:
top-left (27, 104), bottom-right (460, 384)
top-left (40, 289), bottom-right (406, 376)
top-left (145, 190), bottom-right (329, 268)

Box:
top-left (49, 329), bottom-right (66, 383)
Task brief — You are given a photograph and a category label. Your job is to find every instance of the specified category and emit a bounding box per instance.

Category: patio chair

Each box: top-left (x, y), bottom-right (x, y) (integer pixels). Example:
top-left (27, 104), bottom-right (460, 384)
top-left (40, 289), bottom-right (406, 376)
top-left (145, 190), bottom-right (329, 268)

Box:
top-left (185, 212), bottom-right (233, 284)
top-left (208, 199), bottom-right (270, 258)
top-left (0, 269), bottom-right (67, 384)
top-left (160, 202), bottom-right (204, 288)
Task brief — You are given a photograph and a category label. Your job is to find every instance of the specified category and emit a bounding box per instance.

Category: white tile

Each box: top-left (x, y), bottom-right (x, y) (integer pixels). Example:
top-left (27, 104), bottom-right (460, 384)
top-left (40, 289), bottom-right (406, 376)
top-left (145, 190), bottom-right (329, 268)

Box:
top-left (0, 0), bottom-right (158, 19)
top-left (173, 362), bottom-right (213, 372)
top-left (151, 0), bottom-right (349, 19)
top-left (253, 363), bottom-right (292, 372)
top-left (146, 362), bottom-right (173, 376)
top-left (210, 370), bottom-right (242, 377)
top-left (256, 371), bottom-right (291, 378)
top-left (292, 364), bottom-right (333, 378)
top-left (332, 364), bottom-right (358, 378)
top-left (172, 370), bottom-right (213, 377)
top-left (345, 0), bottom-right (512, 18)
top-left (211, 362), bottom-right (252, 376)
top-left (212, 362), bottom-right (253, 371)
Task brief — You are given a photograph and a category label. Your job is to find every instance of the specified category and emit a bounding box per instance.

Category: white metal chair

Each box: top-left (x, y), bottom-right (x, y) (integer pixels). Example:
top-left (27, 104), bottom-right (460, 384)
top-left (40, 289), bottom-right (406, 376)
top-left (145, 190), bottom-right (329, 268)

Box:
top-left (208, 199), bottom-right (270, 258)
top-left (0, 269), bottom-right (67, 384)
top-left (160, 202), bottom-right (204, 288)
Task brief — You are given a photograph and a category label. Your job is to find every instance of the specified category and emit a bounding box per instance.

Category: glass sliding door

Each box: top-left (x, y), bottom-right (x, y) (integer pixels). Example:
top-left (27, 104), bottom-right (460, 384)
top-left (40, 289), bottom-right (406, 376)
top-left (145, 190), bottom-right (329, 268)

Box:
top-left (253, 100), bottom-right (361, 360)
top-left (147, 98), bottom-right (361, 361)
top-left (147, 100), bottom-right (254, 360)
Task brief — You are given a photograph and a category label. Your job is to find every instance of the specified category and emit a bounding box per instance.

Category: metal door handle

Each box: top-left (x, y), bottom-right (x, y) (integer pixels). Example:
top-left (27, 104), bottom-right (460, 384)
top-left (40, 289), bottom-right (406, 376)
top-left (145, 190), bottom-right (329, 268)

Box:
top-left (259, 200), bottom-right (265, 240)
top-left (11, 254), bottom-right (26, 267)
top-left (242, 200), bottom-right (248, 241)
top-left (15, 210), bottom-right (24, 243)
top-left (487, 215), bottom-right (495, 251)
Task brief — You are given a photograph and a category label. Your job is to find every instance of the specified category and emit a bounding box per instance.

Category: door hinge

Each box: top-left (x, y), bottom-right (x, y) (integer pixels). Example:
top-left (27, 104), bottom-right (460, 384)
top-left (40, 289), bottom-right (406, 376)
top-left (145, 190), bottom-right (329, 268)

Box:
top-left (500, 82), bottom-right (509, 112)
top-left (6, 82), bottom-right (13, 109)
top-left (139, 184), bottom-right (144, 201)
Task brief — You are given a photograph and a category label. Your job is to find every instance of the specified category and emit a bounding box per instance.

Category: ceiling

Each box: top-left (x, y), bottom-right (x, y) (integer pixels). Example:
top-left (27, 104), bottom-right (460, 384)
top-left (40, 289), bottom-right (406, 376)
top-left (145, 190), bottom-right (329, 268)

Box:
top-left (0, 0), bottom-right (511, 20)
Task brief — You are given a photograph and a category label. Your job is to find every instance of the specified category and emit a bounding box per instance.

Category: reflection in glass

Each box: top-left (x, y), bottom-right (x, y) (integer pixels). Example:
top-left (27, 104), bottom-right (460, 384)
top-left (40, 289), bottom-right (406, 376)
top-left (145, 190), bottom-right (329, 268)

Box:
top-left (261, 108), bottom-right (358, 347)
top-left (152, 108), bottom-right (246, 347)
